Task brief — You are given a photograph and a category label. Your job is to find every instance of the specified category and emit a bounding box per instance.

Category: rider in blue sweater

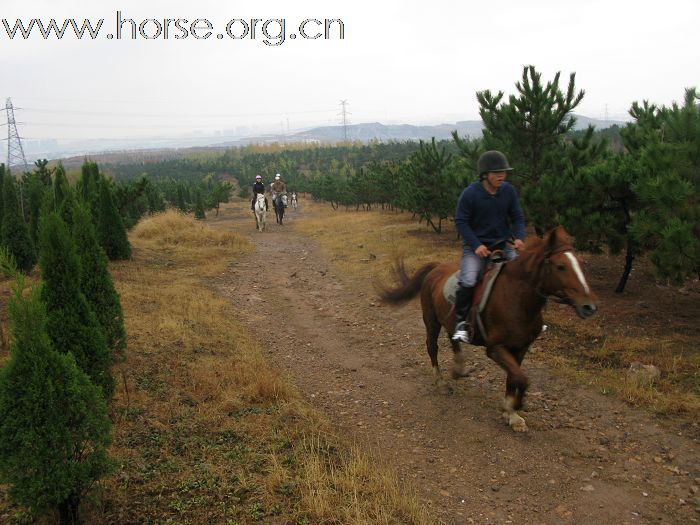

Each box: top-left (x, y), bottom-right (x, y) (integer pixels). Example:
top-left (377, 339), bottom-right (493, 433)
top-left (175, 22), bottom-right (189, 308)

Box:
top-left (452, 151), bottom-right (526, 343)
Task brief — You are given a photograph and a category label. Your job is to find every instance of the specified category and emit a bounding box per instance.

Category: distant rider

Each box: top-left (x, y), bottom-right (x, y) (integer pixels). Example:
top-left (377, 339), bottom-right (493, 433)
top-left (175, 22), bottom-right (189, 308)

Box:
top-left (270, 173), bottom-right (288, 207)
top-left (251, 174), bottom-right (268, 211)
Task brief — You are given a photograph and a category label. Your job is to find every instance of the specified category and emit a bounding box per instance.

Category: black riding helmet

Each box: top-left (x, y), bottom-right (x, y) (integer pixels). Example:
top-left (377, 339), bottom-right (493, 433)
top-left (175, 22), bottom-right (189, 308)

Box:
top-left (478, 150), bottom-right (513, 177)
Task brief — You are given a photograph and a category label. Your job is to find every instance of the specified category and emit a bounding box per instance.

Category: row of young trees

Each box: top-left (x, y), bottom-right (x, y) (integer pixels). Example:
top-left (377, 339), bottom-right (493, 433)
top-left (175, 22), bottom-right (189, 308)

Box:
top-left (0, 160), bottom-right (130, 523)
top-left (0, 160), bottom-right (133, 271)
top-left (306, 67), bottom-right (699, 290)
top-left (106, 140), bottom-right (422, 203)
top-left (102, 66), bottom-right (698, 289)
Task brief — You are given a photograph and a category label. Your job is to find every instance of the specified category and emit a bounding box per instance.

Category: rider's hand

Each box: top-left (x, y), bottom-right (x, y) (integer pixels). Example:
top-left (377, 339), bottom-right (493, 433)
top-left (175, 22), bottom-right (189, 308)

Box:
top-left (513, 239), bottom-right (525, 251)
top-left (475, 245), bottom-right (490, 258)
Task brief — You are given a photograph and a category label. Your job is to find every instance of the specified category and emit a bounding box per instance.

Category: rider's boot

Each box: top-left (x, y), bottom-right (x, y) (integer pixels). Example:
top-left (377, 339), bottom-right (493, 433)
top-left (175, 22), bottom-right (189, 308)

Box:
top-left (452, 285), bottom-right (475, 343)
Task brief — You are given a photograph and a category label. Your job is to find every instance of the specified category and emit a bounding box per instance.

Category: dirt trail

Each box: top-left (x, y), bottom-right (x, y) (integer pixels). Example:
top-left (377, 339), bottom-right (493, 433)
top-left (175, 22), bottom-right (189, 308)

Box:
top-left (209, 203), bottom-right (698, 525)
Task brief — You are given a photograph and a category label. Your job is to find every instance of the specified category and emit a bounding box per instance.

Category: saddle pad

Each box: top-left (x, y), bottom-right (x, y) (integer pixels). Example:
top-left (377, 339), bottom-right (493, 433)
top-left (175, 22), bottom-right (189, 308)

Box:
top-left (442, 262), bottom-right (504, 308)
top-left (443, 272), bottom-right (460, 304)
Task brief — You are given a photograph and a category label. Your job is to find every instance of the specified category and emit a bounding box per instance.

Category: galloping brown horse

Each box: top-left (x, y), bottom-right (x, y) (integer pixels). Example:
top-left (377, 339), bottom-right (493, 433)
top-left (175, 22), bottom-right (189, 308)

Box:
top-left (377, 226), bottom-right (598, 432)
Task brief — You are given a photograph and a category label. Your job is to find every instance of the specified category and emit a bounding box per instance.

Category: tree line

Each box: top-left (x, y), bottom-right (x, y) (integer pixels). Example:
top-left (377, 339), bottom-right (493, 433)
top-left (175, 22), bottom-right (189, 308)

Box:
top-left (104, 66), bottom-right (698, 290)
top-left (0, 160), bottom-right (132, 523)
top-left (303, 67), bottom-right (698, 290)
top-left (0, 157), bottom-right (239, 522)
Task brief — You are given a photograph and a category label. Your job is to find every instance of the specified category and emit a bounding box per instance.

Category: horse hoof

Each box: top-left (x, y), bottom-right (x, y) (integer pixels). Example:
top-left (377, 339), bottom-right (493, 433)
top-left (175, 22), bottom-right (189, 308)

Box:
top-left (435, 381), bottom-right (452, 395)
top-left (511, 420), bottom-right (528, 432)
top-left (502, 412), bottom-right (528, 432)
top-left (451, 364), bottom-right (476, 379)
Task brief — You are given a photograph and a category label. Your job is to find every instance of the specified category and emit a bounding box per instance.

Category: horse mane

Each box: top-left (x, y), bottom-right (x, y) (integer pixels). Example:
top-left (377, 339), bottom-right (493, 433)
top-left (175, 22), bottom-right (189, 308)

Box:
top-left (513, 226), bottom-right (574, 284)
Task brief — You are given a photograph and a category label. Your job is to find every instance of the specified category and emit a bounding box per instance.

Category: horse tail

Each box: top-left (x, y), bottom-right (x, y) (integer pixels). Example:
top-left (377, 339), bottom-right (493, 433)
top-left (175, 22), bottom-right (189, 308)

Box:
top-left (375, 260), bottom-right (439, 305)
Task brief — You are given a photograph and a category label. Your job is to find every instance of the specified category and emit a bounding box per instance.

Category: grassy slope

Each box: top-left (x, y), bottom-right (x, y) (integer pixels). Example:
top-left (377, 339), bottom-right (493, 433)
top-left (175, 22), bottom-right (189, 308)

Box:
top-left (2, 199), bottom-right (697, 522)
top-left (1, 209), bottom-right (438, 525)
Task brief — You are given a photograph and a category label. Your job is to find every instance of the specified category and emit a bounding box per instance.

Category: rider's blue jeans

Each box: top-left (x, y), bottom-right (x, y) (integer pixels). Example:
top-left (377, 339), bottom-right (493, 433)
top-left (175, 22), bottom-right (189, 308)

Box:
top-left (458, 246), bottom-right (517, 287)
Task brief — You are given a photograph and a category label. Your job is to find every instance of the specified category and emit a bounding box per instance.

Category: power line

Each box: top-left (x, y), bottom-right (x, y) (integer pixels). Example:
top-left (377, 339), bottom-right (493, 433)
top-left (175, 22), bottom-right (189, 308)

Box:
top-left (13, 105), bottom-right (338, 119)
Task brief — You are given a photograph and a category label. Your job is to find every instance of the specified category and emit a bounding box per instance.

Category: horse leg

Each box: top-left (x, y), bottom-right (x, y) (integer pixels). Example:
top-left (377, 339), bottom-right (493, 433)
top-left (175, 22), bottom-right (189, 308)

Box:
top-left (424, 314), bottom-right (449, 394)
top-left (510, 347), bottom-right (529, 411)
top-left (486, 345), bottom-right (529, 432)
top-left (450, 339), bottom-right (474, 379)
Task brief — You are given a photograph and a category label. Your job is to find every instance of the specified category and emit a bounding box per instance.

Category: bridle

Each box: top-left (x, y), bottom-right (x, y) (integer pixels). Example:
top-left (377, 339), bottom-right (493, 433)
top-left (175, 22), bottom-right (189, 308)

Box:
top-left (535, 244), bottom-right (576, 304)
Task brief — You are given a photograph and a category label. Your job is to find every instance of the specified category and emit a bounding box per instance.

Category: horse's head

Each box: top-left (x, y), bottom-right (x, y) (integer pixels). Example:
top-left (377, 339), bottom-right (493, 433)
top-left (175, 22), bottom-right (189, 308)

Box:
top-left (539, 226), bottom-right (598, 319)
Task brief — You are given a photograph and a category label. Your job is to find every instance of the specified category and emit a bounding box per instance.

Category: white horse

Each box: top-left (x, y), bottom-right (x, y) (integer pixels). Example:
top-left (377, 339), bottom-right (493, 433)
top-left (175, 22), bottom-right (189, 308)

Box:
top-left (253, 193), bottom-right (266, 232)
top-left (291, 192), bottom-right (298, 210)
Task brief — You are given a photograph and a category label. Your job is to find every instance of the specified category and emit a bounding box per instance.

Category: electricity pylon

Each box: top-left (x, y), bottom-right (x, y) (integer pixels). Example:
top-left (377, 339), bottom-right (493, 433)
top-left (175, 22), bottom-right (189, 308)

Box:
top-left (339, 99), bottom-right (350, 141)
top-left (5, 98), bottom-right (29, 172)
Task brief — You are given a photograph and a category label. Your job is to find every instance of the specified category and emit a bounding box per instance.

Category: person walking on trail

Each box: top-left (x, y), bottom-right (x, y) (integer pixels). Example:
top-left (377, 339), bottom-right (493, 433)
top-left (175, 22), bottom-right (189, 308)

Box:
top-left (251, 174), bottom-right (268, 211)
top-left (271, 173), bottom-right (288, 207)
top-left (452, 150), bottom-right (526, 343)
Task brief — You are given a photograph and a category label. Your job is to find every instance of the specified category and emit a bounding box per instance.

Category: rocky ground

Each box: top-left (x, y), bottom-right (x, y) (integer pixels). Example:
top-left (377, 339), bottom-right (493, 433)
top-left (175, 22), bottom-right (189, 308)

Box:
top-left (209, 203), bottom-right (699, 525)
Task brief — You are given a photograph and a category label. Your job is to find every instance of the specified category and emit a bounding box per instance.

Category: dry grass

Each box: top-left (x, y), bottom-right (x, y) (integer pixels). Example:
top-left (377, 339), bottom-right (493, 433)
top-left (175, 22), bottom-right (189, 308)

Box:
top-left (292, 201), bottom-right (457, 285)
top-left (542, 315), bottom-right (700, 417)
top-left (299, 434), bottom-right (435, 525)
top-left (1, 208), bottom-right (438, 524)
top-left (30, 208), bottom-right (435, 525)
top-left (292, 199), bottom-right (700, 420)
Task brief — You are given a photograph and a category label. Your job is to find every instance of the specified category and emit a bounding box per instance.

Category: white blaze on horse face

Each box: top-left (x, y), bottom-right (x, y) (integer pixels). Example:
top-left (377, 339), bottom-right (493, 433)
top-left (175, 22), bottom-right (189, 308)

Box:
top-left (564, 252), bottom-right (590, 295)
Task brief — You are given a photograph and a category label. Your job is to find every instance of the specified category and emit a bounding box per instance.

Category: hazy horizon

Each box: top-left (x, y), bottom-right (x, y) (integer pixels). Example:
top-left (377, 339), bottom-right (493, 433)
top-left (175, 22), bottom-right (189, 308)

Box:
top-left (2, 0), bottom-right (698, 146)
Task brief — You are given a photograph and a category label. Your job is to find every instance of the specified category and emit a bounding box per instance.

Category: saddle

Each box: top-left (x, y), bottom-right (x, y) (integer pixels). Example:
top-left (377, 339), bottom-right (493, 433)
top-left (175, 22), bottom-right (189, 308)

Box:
top-left (443, 253), bottom-right (507, 343)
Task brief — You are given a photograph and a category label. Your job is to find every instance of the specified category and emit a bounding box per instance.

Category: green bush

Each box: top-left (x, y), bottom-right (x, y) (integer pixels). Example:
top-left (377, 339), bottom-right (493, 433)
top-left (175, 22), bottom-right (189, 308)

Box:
top-left (72, 201), bottom-right (127, 353)
top-left (0, 282), bottom-right (112, 524)
top-left (38, 212), bottom-right (114, 396)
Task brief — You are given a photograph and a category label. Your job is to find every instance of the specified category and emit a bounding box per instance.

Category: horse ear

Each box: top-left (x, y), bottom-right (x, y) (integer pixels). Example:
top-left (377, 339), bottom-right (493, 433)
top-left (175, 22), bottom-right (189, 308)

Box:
top-left (544, 228), bottom-right (559, 256)
top-left (545, 225), bottom-right (573, 256)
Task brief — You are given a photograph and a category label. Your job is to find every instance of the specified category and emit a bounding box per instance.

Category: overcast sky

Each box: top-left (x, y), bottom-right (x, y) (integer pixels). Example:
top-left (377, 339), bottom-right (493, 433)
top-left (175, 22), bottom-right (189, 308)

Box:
top-left (2, 0), bottom-right (698, 140)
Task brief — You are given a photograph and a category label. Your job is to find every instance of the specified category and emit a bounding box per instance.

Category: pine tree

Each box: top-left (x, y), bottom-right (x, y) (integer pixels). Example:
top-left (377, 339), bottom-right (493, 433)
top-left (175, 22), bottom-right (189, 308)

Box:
top-left (194, 189), bottom-right (206, 219)
top-left (147, 183), bottom-right (166, 214)
top-left (559, 88), bottom-right (699, 290)
top-left (560, 154), bottom-right (642, 292)
top-left (627, 88), bottom-right (700, 284)
top-left (52, 163), bottom-right (71, 210)
top-left (72, 201), bottom-right (126, 353)
top-left (1, 172), bottom-right (36, 273)
top-left (175, 183), bottom-right (187, 212)
top-left (25, 170), bottom-right (51, 246)
top-left (0, 270), bottom-right (112, 524)
top-left (399, 138), bottom-right (455, 232)
top-left (38, 212), bottom-right (114, 396)
top-left (207, 181), bottom-right (231, 216)
top-left (96, 179), bottom-right (131, 260)
top-left (76, 160), bottom-right (101, 219)
top-left (33, 158), bottom-right (54, 186)
top-left (476, 65), bottom-right (604, 232)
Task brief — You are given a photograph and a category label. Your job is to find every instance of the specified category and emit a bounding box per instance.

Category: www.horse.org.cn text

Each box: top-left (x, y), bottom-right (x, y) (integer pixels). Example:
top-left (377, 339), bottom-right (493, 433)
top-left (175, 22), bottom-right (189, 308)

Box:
top-left (1, 12), bottom-right (346, 46)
